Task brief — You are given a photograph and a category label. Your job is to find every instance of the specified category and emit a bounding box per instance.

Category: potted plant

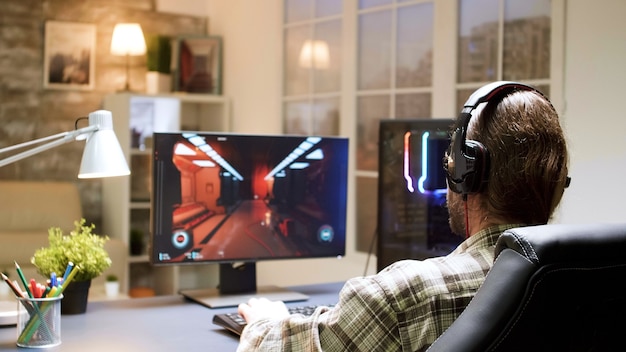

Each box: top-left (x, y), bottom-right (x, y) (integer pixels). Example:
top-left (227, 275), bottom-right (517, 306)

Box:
top-left (104, 274), bottom-right (119, 298)
top-left (31, 218), bottom-right (111, 314)
top-left (129, 228), bottom-right (145, 255)
top-left (146, 34), bottom-right (172, 93)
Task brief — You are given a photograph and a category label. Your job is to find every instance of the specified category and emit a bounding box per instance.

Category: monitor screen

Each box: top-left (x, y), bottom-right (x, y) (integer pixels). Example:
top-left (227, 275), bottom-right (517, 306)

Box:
top-left (150, 132), bottom-right (348, 306)
top-left (377, 118), bottom-right (463, 271)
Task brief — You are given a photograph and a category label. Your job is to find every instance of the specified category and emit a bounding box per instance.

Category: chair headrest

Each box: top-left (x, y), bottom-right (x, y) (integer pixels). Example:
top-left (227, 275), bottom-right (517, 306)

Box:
top-left (495, 223), bottom-right (626, 265)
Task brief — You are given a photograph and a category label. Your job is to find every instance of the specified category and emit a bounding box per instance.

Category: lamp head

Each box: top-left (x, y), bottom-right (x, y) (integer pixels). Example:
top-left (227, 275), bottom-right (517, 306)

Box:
top-left (78, 110), bottom-right (130, 178)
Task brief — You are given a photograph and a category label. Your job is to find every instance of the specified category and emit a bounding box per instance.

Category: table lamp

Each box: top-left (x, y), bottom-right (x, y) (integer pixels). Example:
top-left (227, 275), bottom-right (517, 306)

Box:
top-left (0, 110), bottom-right (130, 178)
top-left (110, 23), bottom-right (147, 91)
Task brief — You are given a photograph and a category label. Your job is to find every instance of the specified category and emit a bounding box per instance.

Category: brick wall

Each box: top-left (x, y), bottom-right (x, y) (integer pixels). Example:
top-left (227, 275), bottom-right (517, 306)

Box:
top-left (0, 0), bottom-right (207, 228)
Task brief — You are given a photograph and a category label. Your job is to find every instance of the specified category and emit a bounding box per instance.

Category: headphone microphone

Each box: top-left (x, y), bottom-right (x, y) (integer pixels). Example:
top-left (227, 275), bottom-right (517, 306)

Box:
top-left (444, 81), bottom-right (543, 195)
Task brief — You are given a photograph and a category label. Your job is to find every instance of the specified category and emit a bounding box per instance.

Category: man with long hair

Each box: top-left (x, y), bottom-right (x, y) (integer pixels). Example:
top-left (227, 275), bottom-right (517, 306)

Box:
top-left (237, 82), bottom-right (570, 352)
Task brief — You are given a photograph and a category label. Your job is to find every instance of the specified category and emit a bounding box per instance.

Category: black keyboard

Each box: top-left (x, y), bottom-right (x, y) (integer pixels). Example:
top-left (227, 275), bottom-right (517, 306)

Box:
top-left (213, 305), bottom-right (331, 336)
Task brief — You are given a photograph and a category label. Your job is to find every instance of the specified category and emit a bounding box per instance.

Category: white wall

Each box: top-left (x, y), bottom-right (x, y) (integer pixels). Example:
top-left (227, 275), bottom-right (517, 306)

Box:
top-left (206, 0), bottom-right (284, 134)
top-left (558, 0), bottom-right (626, 224)
top-left (159, 0), bottom-right (626, 287)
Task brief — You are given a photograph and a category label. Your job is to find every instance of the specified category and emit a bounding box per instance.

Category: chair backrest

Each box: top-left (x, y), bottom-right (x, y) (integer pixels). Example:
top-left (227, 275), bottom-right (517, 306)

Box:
top-left (427, 223), bottom-right (626, 352)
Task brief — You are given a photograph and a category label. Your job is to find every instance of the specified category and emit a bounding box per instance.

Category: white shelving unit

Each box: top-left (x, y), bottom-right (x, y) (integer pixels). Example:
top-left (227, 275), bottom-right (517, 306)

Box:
top-left (102, 92), bottom-right (230, 296)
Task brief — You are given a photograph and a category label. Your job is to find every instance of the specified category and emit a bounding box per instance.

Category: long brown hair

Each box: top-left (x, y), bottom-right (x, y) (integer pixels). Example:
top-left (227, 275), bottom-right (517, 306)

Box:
top-left (468, 90), bottom-right (569, 225)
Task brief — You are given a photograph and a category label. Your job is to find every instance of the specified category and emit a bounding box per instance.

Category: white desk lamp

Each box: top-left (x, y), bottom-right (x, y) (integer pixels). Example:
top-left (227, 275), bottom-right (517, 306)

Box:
top-left (0, 110), bottom-right (130, 178)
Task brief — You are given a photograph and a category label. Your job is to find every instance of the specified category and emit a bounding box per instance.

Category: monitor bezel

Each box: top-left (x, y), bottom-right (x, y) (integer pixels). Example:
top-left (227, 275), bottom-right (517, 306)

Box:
top-left (150, 131), bottom-right (350, 267)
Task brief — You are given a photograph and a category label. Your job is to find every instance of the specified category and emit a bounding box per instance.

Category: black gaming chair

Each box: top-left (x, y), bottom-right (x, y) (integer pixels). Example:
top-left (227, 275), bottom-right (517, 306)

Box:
top-left (427, 223), bottom-right (626, 352)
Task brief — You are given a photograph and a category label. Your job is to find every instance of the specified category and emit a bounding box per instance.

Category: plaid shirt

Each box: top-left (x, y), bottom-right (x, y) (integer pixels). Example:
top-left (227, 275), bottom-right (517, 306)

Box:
top-left (237, 224), bottom-right (520, 352)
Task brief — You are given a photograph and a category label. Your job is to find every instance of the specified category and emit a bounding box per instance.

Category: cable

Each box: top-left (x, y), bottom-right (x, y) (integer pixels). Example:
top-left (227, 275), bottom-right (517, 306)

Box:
top-left (363, 227), bottom-right (378, 277)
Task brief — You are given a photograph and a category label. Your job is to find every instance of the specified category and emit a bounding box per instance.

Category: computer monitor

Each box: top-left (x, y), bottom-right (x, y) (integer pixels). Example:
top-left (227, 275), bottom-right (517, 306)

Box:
top-left (376, 118), bottom-right (463, 272)
top-left (151, 132), bottom-right (349, 308)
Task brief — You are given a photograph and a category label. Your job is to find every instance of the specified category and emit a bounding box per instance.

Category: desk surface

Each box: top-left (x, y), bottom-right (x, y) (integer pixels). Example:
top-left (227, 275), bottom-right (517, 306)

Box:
top-left (0, 282), bottom-right (343, 351)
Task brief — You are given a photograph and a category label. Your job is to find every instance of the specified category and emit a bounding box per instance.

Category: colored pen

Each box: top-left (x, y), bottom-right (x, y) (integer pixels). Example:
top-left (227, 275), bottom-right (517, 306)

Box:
top-left (62, 262), bottom-right (74, 283)
top-left (53, 264), bottom-right (80, 298)
top-left (1, 273), bottom-right (26, 299)
top-left (1, 273), bottom-right (38, 316)
top-left (14, 261), bottom-right (33, 299)
top-left (29, 279), bottom-right (38, 298)
top-left (63, 264), bottom-right (79, 286)
top-left (50, 272), bottom-right (57, 287)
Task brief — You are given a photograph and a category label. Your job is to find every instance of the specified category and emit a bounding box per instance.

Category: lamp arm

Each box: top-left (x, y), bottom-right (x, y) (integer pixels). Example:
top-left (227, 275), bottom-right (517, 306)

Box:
top-left (0, 125), bottom-right (98, 168)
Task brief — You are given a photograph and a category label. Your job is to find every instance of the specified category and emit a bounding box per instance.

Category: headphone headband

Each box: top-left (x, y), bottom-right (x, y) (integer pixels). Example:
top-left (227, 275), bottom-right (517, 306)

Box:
top-left (462, 81), bottom-right (539, 112)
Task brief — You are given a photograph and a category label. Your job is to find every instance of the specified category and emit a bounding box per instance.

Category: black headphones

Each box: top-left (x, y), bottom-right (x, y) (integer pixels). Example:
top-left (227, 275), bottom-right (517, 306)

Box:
top-left (444, 81), bottom-right (546, 195)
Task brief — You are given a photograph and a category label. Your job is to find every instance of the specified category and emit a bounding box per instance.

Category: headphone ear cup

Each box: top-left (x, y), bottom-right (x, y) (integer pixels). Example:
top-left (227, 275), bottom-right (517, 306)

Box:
top-left (463, 140), bottom-right (490, 193)
top-left (451, 81), bottom-right (540, 195)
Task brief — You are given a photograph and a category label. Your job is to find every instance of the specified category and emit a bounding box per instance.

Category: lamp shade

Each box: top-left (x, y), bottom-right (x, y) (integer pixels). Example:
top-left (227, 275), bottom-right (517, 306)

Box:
top-left (299, 40), bottom-right (330, 69)
top-left (78, 110), bottom-right (130, 178)
top-left (110, 23), bottom-right (147, 56)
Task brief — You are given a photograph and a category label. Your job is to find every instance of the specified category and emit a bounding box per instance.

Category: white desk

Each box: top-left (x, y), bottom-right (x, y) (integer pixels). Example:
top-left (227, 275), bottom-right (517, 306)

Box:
top-left (0, 282), bottom-right (343, 351)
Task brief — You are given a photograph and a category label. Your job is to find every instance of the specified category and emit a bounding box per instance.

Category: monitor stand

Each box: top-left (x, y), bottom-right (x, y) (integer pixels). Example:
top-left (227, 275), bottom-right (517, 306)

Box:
top-left (179, 262), bottom-right (309, 309)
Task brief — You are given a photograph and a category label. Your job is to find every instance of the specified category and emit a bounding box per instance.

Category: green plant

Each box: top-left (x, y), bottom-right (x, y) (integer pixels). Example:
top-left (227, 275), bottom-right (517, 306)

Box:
top-left (146, 34), bottom-right (171, 74)
top-left (129, 228), bottom-right (145, 255)
top-left (106, 274), bottom-right (118, 282)
top-left (31, 219), bottom-right (112, 282)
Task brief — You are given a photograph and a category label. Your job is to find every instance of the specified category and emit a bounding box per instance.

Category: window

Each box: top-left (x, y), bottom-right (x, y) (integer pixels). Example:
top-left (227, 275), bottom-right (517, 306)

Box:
top-left (356, 0), bottom-right (434, 172)
top-left (457, 0), bottom-right (552, 106)
top-left (283, 0), bottom-right (343, 135)
top-left (355, 0), bottom-right (434, 252)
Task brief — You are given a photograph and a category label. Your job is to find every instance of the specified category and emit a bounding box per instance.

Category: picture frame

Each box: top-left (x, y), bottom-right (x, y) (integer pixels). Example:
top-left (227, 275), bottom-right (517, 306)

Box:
top-left (175, 35), bottom-right (222, 94)
top-left (43, 21), bottom-right (96, 90)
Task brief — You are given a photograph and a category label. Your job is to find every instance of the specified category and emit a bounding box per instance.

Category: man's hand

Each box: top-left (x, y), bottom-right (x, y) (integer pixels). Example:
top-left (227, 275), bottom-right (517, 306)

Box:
top-left (238, 297), bottom-right (290, 324)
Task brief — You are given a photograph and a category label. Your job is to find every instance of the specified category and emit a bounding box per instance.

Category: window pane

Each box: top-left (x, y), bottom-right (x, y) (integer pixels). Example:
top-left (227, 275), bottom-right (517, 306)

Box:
top-left (313, 98), bottom-right (340, 135)
top-left (395, 93), bottom-right (432, 119)
top-left (456, 87), bottom-right (476, 113)
top-left (358, 10), bottom-right (392, 90)
top-left (285, 100), bottom-right (312, 134)
top-left (285, 0), bottom-right (311, 23)
top-left (356, 176), bottom-right (378, 253)
top-left (316, 0), bottom-right (342, 17)
top-left (285, 25), bottom-right (311, 96)
top-left (396, 3), bottom-right (433, 88)
top-left (503, 0), bottom-right (550, 80)
top-left (357, 95), bottom-right (390, 171)
top-left (457, 0), bottom-right (499, 83)
top-left (285, 99), bottom-right (340, 135)
top-left (359, 0), bottom-right (392, 10)
top-left (314, 20), bottom-right (342, 93)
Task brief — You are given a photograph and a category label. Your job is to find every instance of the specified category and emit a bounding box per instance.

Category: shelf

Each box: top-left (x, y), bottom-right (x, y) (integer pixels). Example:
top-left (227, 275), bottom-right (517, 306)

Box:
top-left (128, 255), bottom-right (150, 264)
top-left (130, 202), bottom-right (151, 209)
top-left (130, 148), bottom-right (152, 156)
top-left (117, 91), bottom-right (228, 103)
top-left (102, 92), bottom-right (230, 296)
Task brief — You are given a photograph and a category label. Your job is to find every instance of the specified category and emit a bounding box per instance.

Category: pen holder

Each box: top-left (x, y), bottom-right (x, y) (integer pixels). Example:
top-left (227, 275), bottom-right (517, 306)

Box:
top-left (16, 295), bottom-right (62, 348)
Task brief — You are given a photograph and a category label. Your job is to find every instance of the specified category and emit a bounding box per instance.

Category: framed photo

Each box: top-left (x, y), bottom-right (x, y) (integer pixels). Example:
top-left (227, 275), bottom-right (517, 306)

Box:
top-left (175, 35), bottom-right (222, 94)
top-left (43, 21), bottom-right (96, 90)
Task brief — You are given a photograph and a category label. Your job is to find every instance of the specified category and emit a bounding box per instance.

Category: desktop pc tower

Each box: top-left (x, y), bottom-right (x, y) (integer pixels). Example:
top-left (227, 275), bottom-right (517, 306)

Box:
top-left (376, 118), bottom-right (463, 272)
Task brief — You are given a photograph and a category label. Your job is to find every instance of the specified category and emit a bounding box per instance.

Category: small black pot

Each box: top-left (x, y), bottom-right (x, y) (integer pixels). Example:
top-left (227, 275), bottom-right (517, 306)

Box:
top-left (61, 280), bottom-right (91, 315)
